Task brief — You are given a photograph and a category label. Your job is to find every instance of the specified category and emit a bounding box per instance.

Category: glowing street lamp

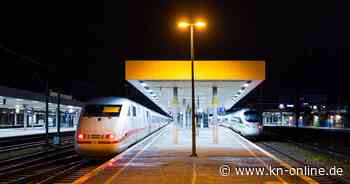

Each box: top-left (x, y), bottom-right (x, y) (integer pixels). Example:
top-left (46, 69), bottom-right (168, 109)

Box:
top-left (177, 19), bottom-right (206, 157)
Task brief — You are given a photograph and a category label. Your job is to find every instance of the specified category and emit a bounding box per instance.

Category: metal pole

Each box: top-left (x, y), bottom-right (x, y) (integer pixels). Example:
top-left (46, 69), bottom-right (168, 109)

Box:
top-left (190, 25), bottom-right (197, 157)
top-left (45, 81), bottom-right (49, 144)
top-left (57, 93), bottom-right (61, 145)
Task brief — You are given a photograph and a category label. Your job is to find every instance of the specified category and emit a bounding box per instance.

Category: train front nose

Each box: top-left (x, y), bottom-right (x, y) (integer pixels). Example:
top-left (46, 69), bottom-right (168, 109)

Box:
top-left (75, 132), bottom-right (120, 157)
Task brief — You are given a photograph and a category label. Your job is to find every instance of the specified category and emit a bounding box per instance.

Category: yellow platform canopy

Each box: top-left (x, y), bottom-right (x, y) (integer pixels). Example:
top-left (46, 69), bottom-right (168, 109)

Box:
top-left (125, 60), bottom-right (265, 113)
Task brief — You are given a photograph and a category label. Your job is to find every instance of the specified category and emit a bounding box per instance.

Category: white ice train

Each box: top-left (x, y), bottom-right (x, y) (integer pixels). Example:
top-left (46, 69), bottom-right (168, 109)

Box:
top-left (75, 97), bottom-right (170, 157)
top-left (220, 108), bottom-right (263, 137)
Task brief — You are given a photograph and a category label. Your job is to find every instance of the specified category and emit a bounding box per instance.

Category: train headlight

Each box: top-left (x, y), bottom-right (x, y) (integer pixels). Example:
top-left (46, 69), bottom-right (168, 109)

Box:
top-left (107, 134), bottom-right (115, 139)
top-left (77, 133), bottom-right (84, 139)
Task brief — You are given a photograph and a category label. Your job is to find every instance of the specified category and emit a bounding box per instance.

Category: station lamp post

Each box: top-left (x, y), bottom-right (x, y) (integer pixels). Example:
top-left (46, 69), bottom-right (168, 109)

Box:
top-left (178, 20), bottom-right (206, 157)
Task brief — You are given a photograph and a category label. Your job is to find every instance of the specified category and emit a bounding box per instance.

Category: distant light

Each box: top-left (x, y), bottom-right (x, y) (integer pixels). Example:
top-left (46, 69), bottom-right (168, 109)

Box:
top-left (279, 104), bottom-right (285, 109)
top-left (299, 116), bottom-right (303, 120)
top-left (330, 115), bottom-right (334, 119)
top-left (314, 115), bottom-right (319, 121)
top-left (289, 116), bottom-right (293, 121)
top-left (286, 104), bottom-right (294, 108)
top-left (312, 105), bottom-right (317, 110)
top-left (336, 115), bottom-right (341, 120)
top-left (15, 105), bottom-right (20, 113)
top-left (178, 21), bottom-right (190, 28)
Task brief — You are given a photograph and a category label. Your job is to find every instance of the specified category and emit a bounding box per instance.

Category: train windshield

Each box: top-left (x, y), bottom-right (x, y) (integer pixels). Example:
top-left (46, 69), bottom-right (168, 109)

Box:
top-left (83, 105), bottom-right (122, 117)
top-left (244, 111), bottom-right (262, 122)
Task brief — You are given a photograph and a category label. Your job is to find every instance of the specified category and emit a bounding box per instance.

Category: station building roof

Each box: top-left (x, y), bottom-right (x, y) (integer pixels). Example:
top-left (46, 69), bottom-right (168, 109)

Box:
top-left (0, 85), bottom-right (83, 112)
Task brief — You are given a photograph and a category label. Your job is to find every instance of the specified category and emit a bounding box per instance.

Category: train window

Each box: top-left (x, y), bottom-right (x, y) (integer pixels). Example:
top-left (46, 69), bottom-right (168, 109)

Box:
top-left (234, 117), bottom-right (242, 123)
top-left (132, 106), bottom-right (136, 117)
top-left (84, 105), bottom-right (122, 117)
top-left (244, 111), bottom-right (262, 122)
top-left (146, 111), bottom-right (150, 120)
top-left (127, 106), bottom-right (131, 116)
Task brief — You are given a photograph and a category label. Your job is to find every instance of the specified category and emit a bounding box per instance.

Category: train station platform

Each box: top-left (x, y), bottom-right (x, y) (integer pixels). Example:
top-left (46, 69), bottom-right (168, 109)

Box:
top-left (0, 127), bottom-right (75, 138)
top-left (74, 125), bottom-right (318, 184)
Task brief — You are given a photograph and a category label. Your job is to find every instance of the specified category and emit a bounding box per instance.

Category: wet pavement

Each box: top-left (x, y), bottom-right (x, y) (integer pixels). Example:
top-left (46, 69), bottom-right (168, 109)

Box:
top-left (74, 124), bottom-right (318, 184)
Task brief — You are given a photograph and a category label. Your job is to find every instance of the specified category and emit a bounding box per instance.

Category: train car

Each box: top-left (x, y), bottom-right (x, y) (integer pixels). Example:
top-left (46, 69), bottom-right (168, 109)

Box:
top-left (75, 97), bottom-right (170, 157)
top-left (221, 108), bottom-right (263, 137)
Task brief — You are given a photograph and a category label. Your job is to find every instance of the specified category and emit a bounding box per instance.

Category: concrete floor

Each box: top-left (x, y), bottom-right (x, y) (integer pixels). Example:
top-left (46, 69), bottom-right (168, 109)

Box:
top-left (74, 124), bottom-right (318, 184)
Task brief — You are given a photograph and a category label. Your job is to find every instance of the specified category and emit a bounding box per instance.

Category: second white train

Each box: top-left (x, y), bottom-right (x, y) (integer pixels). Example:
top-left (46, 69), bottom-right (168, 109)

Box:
top-left (219, 108), bottom-right (263, 137)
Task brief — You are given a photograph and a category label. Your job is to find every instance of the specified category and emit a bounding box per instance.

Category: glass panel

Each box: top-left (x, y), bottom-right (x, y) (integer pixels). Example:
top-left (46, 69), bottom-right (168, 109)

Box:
top-left (244, 111), bottom-right (262, 122)
top-left (84, 105), bottom-right (122, 117)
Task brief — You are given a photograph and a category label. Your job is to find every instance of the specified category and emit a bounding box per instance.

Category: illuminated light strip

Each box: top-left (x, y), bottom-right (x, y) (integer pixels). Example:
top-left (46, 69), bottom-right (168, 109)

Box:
top-left (227, 127), bottom-right (319, 184)
top-left (73, 125), bottom-right (169, 184)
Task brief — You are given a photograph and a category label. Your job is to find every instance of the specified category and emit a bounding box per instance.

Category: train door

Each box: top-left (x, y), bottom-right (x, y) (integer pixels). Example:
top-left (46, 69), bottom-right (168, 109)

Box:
top-left (131, 105), bottom-right (137, 141)
top-left (137, 106), bottom-right (142, 139)
top-left (124, 104), bottom-right (131, 142)
top-left (146, 111), bottom-right (151, 133)
top-left (142, 108), bottom-right (147, 136)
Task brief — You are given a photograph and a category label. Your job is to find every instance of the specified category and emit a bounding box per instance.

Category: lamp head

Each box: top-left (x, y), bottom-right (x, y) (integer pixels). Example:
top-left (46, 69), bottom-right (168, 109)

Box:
top-left (178, 21), bottom-right (190, 28)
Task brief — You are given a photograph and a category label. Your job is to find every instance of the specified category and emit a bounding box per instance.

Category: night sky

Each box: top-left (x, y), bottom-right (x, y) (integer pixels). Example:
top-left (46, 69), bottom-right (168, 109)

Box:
top-left (1, 1), bottom-right (350, 106)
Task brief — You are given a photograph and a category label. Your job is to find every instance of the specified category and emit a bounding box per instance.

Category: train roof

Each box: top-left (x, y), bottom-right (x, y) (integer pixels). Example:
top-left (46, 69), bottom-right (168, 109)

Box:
top-left (85, 97), bottom-right (130, 105)
top-left (226, 108), bottom-right (258, 115)
top-left (85, 97), bottom-right (171, 118)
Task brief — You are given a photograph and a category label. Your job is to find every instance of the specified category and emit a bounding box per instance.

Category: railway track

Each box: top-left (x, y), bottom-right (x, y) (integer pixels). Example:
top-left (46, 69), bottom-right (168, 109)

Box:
top-left (50, 160), bottom-right (105, 184)
top-left (0, 143), bottom-right (79, 184)
top-left (0, 124), bottom-right (170, 183)
top-left (263, 132), bottom-right (350, 162)
top-left (0, 131), bottom-right (79, 184)
top-left (0, 131), bottom-right (75, 153)
top-left (258, 141), bottom-right (350, 184)
top-left (48, 124), bottom-right (170, 183)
